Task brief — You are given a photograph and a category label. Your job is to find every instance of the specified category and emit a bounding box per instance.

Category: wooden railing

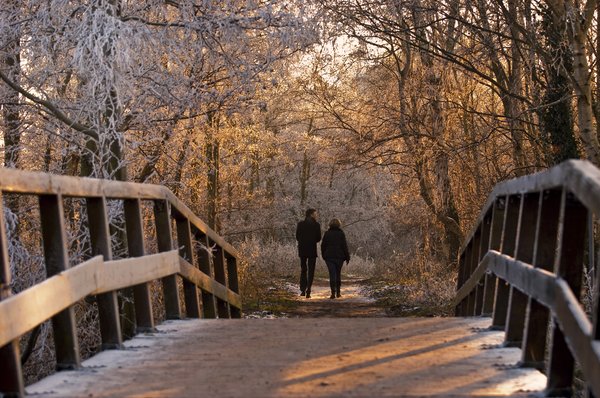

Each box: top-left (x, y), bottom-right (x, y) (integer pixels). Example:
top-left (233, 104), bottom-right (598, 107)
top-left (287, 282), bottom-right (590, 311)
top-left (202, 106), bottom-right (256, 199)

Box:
top-left (0, 168), bottom-right (242, 396)
top-left (454, 160), bottom-right (600, 397)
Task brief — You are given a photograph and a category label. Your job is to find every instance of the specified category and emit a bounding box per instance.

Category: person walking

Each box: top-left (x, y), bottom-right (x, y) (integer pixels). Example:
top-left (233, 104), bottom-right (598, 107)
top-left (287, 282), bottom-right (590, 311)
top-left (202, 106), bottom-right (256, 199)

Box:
top-left (321, 218), bottom-right (350, 299)
top-left (296, 208), bottom-right (321, 298)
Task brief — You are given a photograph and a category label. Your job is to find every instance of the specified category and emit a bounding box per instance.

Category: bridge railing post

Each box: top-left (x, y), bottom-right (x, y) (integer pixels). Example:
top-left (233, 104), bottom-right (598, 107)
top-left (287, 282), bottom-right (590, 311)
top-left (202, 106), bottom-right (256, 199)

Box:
top-left (39, 194), bottom-right (81, 369)
top-left (455, 251), bottom-right (467, 316)
top-left (546, 191), bottom-right (587, 397)
top-left (504, 192), bottom-right (539, 347)
top-left (521, 189), bottom-right (561, 369)
top-left (175, 215), bottom-right (200, 318)
top-left (474, 209), bottom-right (492, 315)
top-left (492, 194), bottom-right (519, 329)
top-left (482, 197), bottom-right (505, 316)
top-left (212, 243), bottom-right (231, 318)
top-left (458, 244), bottom-right (472, 316)
top-left (0, 192), bottom-right (24, 397)
top-left (466, 227), bottom-right (481, 315)
top-left (123, 199), bottom-right (155, 333)
top-left (225, 253), bottom-right (241, 318)
top-left (87, 197), bottom-right (123, 349)
top-left (153, 199), bottom-right (182, 320)
top-left (196, 232), bottom-right (217, 318)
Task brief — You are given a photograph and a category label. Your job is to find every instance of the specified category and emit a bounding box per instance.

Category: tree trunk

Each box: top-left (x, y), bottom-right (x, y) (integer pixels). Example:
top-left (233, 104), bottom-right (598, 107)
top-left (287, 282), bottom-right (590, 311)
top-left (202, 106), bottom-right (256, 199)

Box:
top-left (206, 112), bottom-right (220, 232)
top-left (570, 28), bottom-right (600, 164)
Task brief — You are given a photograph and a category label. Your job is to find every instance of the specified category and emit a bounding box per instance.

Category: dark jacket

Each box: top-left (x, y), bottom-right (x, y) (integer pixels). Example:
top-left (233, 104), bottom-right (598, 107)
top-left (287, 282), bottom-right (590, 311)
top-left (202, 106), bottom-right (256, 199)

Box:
top-left (296, 217), bottom-right (321, 258)
top-left (321, 227), bottom-right (350, 262)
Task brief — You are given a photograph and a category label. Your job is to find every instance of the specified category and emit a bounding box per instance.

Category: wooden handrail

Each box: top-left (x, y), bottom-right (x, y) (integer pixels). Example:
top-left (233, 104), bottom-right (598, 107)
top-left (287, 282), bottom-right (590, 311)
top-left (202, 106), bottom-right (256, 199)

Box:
top-left (454, 160), bottom-right (600, 397)
top-left (0, 167), bottom-right (239, 258)
top-left (0, 251), bottom-right (241, 347)
top-left (0, 168), bottom-right (243, 397)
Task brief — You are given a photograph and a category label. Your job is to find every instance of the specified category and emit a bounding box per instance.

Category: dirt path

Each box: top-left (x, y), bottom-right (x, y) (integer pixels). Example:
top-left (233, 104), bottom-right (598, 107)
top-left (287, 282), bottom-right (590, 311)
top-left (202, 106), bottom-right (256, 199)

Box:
top-left (283, 276), bottom-right (387, 318)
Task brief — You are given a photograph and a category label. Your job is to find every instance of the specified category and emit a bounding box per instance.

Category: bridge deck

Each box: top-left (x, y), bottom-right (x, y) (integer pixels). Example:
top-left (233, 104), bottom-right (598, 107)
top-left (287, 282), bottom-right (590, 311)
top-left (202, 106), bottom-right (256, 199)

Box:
top-left (28, 317), bottom-right (546, 397)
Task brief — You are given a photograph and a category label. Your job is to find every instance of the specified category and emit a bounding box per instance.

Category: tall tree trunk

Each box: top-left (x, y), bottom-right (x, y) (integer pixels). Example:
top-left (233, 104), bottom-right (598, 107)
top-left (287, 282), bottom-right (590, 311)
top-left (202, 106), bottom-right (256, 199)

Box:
top-left (2, 28), bottom-right (21, 170)
top-left (2, 11), bottom-right (22, 236)
top-left (299, 118), bottom-right (314, 206)
top-left (570, 28), bottom-right (600, 164)
top-left (206, 111), bottom-right (220, 231)
top-left (546, 0), bottom-right (600, 164)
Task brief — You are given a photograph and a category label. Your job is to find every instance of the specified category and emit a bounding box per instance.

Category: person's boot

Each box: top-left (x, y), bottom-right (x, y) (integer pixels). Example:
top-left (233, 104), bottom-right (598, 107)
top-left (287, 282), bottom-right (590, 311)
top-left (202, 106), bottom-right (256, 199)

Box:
top-left (306, 291), bottom-right (311, 299)
top-left (300, 291), bottom-right (306, 296)
top-left (336, 290), bottom-right (341, 298)
top-left (329, 292), bottom-right (336, 299)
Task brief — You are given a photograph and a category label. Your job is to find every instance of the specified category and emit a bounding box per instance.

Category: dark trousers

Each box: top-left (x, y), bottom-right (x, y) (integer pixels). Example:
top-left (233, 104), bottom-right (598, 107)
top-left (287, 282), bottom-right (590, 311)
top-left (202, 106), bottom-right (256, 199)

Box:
top-left (299, 257), bottom-right (316, 293)
top-left (325, 258), bottom-right (344, 294)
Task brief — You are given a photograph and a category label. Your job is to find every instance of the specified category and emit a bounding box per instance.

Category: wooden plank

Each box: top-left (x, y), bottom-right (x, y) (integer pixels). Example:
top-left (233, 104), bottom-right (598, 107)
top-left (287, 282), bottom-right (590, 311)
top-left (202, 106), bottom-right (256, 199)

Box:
top-left (175, 218), bottom-right (200, 318)
top-left (469, 251), bottom-right (600, 397)
top-left (225, 255), bottom-right (242, 318)
top-left (482, 198), bottom-right (505, 316)
top-left (195, 232), bottom-right (216, 319)
top-left (178, 258), bottom-right (241, 309)
top-left (212, 245), bottom-right (231, 318)
top-left (39, 194), bottom-right (81, 369)
top-left (505, 193), bottom-right (538, 347)
top-left (492, 194), bottom-right (520, 329)
top-left (0, 192), bottom-right (24, 396)
top-left (124, 199), bottom-right (155, 333)
top-left (0, 257), bottom-right (103, 347)
top-left (26, 318), bottom-right (549, 398)
top-left (0, 167), bottom-right (164, 199)
top-left (97, 252), bottom-right (181, 294)
top-left (0, 251), bottom-right (183, 347)
top-left (87, 197), bottom-right (123, 349)
top-left (168, 194), bottom-right (240, 259)
top-left (521, 189), bottom-right (561, 368)
top-left (154, 199), bottom-right (182, 320)
top-left (0, 168), bottom-right (241, 260)
top-left (460, 160), bottom-right (600, 254)
top-left (553, 280), bottom-right (600, 397)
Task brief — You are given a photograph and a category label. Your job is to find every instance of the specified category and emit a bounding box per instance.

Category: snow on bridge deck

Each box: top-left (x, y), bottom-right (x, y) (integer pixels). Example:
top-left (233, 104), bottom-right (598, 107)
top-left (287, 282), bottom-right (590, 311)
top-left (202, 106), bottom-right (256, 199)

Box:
top-left (28, 317), bottom-right (546, 397)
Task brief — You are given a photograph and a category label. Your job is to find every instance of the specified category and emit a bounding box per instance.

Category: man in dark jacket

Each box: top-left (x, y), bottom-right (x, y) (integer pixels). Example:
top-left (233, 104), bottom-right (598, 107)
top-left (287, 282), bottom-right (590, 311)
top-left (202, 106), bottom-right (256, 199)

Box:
top-left (296, 208), bottom-right (321, 298)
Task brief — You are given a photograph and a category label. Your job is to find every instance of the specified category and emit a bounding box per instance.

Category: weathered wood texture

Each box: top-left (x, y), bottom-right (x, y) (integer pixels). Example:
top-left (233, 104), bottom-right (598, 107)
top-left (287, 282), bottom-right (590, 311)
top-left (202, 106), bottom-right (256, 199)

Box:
top-left (0, 168), bottom-right (242, 396)
top-left (454, 160), bottom-right (600, 397)
top-left (27, 318), bottom-right (547, 397)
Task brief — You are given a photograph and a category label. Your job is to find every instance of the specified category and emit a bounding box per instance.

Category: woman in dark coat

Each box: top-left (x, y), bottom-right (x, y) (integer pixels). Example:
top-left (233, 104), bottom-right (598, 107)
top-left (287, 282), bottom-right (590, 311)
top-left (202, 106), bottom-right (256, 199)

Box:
top-left (321, 218), bottom-right (350, 299)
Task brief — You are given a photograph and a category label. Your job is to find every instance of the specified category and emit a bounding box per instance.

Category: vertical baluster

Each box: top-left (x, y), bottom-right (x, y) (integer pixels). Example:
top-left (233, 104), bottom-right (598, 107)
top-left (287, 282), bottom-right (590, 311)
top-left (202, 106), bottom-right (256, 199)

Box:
top-left (0, 192), bottom-right (24, 396)
top-left (521, 189), bottom-right (561, 369)
top-left (492, 194), bottom-right (520, 329)
top-left (546, 191), bottom-right (587, 396)
top-left (39, 194), bottom-right (81, 369)
top-left (213, 244), bottom-right (230, 318)
top-left (123, 199), bottom-right (155, 332)
top-left (87, 197), bottom-right (123, 349)
top-left (467, 228), bottom-right (481, 315)
top-left (461, 243), bottom-right (473, 315)
top-left (153, 200), bottom-right (182, 319)
top-left (482, 197), bottom-right (505, 316)
top-left (196, 232), bottom-right (216, 318)
top-left (455, 251), bottom-right (467, 316)
top-left (475, 210), bottom-right (493, 315)
top-left (225, 253), bottom-right (241, 318)
top-left (175, 215), bottom-right (200, 318)
top-left (504, 192), bottom-right (539, 347)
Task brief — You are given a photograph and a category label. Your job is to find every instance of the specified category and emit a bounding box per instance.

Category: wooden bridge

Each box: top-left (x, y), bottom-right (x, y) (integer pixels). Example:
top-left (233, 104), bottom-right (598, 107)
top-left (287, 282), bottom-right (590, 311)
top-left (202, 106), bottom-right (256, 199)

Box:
top-left (0, 160), bottom-right (599, 397)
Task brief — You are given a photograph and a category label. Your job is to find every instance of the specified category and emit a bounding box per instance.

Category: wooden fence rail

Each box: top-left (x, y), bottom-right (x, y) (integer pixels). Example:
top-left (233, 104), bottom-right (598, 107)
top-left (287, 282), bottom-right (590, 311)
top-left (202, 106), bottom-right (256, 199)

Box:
top-left (454, 160), bottom-right (600, 397)
top-left (0, 168), bottom-right (242, 397)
